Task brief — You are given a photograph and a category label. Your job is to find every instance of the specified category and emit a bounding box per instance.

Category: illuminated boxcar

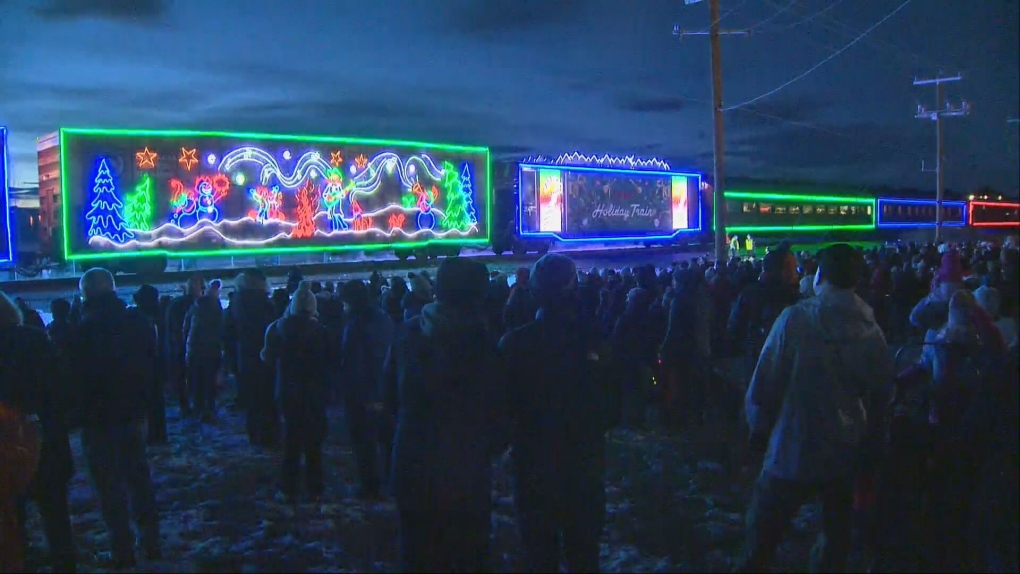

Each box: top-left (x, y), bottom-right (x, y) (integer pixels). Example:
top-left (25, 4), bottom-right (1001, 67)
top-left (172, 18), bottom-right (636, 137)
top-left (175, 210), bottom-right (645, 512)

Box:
top-left (57, 128), bottom-right (490, 263)
top-left (968, 200), bottom-right (1020, 228)
top-left (721, 190), bottom-right (875, 233)
top-left (876, 197), bottom-right (967, 228)
top-left (516, 153), bottom-right (702, 243)
top-left (0, 126), bottom-right (13, 265)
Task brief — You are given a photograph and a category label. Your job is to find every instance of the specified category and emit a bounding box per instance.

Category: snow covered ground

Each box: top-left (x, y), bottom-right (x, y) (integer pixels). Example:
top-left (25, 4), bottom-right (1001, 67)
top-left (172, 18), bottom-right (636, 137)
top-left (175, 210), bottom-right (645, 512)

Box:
top-left (20, 361), bottom-right (850, 573)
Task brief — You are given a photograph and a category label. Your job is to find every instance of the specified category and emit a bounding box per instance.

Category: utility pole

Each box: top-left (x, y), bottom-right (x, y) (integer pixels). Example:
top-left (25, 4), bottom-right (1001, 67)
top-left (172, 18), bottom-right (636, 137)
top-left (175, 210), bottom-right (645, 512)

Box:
top-left (675, 0), bottom-right (748, 262)
top-left (914, 73), bottom-right (969, 242)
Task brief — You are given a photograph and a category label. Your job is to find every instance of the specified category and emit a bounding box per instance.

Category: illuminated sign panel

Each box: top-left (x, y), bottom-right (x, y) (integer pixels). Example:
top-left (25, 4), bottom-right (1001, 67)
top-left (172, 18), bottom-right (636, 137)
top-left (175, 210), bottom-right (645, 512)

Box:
top-left (59, 128), bottom-right (490, 260)
top-left (876, 198), bottom-right (967, 228)
top-left (722, 191), bottom-right (876, 232)
top-left (517, 158), bottom-right (702, 242)
top-left (0, 127), bottom-right (12, 263)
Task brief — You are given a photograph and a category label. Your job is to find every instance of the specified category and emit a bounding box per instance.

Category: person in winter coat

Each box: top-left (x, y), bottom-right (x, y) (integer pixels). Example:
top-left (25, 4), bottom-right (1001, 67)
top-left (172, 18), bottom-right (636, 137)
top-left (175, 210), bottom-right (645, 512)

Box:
top-left (66, 269), bottom-right (161, 569)
top-left (503, 267), bottom-right (537, 331)
top-left (183, 279), bottom-right (224, 420)
top-left (736, 244), bottom-right (893, 573)
top-left (133, 285), bottom-right (167, 445)
top-left (224, 271), bottom-right (280, 446)
top-left (973, 285), bottom-right (1018, 348)
top-left (1, 291), bottom-right (77, 573)
top-left (46, 298), bottom-right (73, 349)
top-left (500, 254), bottom-right (619, 573)
top-left (612, 287), bottom-right (659, 428)
top-left (727, 246), bottom-right (801, 362)
top-left (910, 250), bottom-right (965, 331)
top-left (14, 297), bottom-right (45, 330)
top-left (165, 275), bottom-right (204, 417)
top-left (339, 279), bottom-right (395, 499)
top-left (261, 283), bottom-right (333, 503)
top-left (661, 268), bottom-right (713, 426)
top-left (382, 258), bottom-right (507, 572)
top-left (401, 274), bottom-right (432, 321)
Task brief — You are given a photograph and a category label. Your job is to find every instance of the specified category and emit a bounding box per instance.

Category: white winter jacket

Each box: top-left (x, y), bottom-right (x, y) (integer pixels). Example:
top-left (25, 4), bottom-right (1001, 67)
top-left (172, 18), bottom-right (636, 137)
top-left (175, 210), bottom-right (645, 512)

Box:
top-left (745, 285), bottom-right (893, 482)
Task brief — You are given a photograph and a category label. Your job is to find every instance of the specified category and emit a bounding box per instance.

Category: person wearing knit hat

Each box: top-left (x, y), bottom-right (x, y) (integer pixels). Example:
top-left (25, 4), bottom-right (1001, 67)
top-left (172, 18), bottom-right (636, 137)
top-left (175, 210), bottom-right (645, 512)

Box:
top-left (259, 280), bottom-right (332, 504)
top-left (337, 277), bottom-right (395, 501)
top-left (911, 250), bottom-right (966, 331)
top-left (385, 256), bottom-right (502, 571)
top-left (498, 252), bottom-right (614, 572)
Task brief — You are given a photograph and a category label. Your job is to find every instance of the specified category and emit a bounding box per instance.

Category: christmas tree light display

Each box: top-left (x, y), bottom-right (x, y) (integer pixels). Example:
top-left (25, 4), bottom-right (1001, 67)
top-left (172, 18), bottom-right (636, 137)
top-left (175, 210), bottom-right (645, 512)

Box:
top-left (123, 174), bottom-right (154, 231)
top-left (86, 159), bottom-right (133, 243)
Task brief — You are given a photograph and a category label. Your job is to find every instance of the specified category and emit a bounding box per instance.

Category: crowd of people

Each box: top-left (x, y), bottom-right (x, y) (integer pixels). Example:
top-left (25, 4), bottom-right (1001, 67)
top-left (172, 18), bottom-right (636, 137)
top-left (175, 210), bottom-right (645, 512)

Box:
top-left (1, 236), bottom-right (1017, 573)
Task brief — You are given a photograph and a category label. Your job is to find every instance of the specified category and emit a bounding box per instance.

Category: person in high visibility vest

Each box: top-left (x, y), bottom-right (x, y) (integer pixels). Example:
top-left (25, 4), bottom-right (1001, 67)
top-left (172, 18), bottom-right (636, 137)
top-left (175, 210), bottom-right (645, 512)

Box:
top-left (730, 235), bottom-right (740, 259)
top-left (745, 234), bottom-right (755, 256)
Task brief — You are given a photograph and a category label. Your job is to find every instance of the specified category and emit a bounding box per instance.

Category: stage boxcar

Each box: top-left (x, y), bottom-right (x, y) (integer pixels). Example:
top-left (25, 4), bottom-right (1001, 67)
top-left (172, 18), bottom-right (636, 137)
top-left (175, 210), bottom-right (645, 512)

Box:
top-left (57, 128), bottom-right (490, 262)
top-left (517, 153), bottom-right (702, 243)
top-left (876, 197), bottom-right (967, 228)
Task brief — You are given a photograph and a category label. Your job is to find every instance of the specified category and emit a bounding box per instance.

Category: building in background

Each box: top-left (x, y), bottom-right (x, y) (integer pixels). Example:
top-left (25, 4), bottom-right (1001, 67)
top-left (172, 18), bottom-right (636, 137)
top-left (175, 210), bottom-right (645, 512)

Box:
top-left (37, 131), bottom-right (60, 255)
top-left (10, 185), bottom-right (40, 255)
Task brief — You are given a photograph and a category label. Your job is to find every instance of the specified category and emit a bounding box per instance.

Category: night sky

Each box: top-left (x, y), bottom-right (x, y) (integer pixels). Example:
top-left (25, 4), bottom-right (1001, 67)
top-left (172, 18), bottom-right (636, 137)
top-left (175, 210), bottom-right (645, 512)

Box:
top-left (1, 0), bottom-right (1018, 194)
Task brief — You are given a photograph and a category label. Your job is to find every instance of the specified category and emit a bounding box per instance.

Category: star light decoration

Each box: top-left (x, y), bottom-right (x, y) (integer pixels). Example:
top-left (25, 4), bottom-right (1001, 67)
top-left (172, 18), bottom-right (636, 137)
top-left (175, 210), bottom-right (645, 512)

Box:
top-left (136, 147), bottom-right (158, 169)
top-left (330, 151), bottom-right (344, 166)
top-left (354, 154), bottom-right (369, 170)
top-left (525, 152), bottom-right (672, 172)
top-left (178, 147), bottom-right (198, 171)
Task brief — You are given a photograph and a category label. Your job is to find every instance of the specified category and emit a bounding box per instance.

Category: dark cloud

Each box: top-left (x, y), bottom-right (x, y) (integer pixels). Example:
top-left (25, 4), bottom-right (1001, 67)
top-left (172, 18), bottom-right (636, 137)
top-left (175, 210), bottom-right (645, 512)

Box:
top-left (449, 0), bottom-right (588, 36)
top-left (32, 0), bottom-right (169, 24)
top-left (725, 120), bottom-right (929, 186)
top-left (0, 80), bottom-right (213, 112)
top-left (490, 144), bottom-right (533, 158)
top-left (726, 94), bottom-right (834, 132)
top-left (615, 94), bottom-right (690, 114)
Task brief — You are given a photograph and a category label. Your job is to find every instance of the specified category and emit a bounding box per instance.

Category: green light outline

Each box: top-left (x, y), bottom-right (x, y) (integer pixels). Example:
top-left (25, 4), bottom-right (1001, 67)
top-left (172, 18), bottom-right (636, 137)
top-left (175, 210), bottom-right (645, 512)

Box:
top-left (59, 128), bottom-right (491, 261)
top-left (719, 190), bottom-right (876, 232)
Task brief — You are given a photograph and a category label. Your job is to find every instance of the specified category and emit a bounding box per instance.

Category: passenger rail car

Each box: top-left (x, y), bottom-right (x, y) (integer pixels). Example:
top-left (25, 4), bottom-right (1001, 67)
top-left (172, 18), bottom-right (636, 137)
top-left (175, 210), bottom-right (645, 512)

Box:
top-left (720, 190), bottom-right (875, 234)
top-left (876, 198), bottom-right (967, 228)
top-left (969, 200), bottom-right (1020, 228)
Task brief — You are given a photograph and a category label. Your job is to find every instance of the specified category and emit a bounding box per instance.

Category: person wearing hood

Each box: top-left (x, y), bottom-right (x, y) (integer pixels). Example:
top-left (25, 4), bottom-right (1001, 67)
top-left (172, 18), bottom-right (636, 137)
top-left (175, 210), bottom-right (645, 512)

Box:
top-left (910, 250), bottom-right (966, 331)
top-left (499, 254), bottom-right (619, 573)
top-left (339, 279), bottom-right (395, 500)
top-left (381, 257), bottom-right (506, 572)
top-left (737, 244), bottom-right (893, 573)
top-left (65, 269), bottom-right (161, 569)
top-left (261, 282), bottom-right (333, 503)
top-left (183, 279), bottom-right (224, 421)
top-left (974, 284), bottom-right (1018, 348)
top-left (224, 270), bottom-right (280, 447)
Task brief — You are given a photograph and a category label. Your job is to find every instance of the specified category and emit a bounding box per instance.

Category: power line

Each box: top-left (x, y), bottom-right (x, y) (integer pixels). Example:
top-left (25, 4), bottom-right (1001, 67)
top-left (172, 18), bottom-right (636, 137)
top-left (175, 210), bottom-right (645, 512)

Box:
top-left (743, 0), bottom-right (799, 33)
top-left (913, 74), bottom-right (970, 242)
top-left (779, 0), bottom-right (847, 30)
top-left (788, 0), bottom-right (948, 71)
top-left (694, 0), bottom-right (752, 33)
top-left (722, 0), bottom-right (913, 111)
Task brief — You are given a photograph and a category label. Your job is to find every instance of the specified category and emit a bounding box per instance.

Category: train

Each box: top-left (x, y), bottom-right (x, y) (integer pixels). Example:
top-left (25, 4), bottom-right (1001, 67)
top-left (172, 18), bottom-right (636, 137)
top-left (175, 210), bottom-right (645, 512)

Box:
top-left (2, 126), bottom-right (1019, 275)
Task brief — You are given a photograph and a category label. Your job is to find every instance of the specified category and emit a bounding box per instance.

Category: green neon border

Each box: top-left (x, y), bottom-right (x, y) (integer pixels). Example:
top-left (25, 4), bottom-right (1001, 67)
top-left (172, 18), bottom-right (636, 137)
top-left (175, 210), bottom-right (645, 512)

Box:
top-left (59, 128), bottom-right (492, 261)
top-left (719, 190), bottom-right (876, 232)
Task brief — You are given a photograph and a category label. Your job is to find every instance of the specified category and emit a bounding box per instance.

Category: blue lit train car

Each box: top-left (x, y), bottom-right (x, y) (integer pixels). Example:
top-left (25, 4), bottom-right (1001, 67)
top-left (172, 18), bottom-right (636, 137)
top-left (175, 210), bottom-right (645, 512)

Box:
top-left (876, 197), bottom-right (967, 229)
top-left (494, 153), bottom-right (705, 254)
